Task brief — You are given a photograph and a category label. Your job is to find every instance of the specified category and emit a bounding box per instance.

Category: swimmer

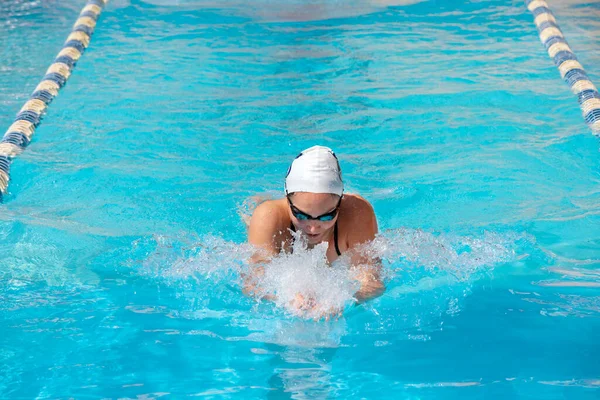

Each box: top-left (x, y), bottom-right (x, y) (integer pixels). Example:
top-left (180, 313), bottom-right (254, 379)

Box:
top-left (244, 145), bottom-right (385, 316)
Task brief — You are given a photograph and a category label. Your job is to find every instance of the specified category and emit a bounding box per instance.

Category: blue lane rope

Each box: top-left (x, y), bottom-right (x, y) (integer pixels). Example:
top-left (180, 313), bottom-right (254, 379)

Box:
top-left (526, 0), bottom-right (600, 137)
top-left (0, 0), bottom-right (109, 200)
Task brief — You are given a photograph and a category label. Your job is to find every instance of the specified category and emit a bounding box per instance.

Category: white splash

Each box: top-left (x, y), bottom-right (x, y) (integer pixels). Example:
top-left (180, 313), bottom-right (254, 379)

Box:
top-left (250, 232), bottom-right (360, 320)
top-left (136, 228), bottom-right (531, 321)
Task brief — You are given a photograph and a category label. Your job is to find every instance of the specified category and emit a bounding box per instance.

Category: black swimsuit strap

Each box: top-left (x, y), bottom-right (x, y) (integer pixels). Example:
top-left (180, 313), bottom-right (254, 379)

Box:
top-left (334, 220), bottom-right (341, 257)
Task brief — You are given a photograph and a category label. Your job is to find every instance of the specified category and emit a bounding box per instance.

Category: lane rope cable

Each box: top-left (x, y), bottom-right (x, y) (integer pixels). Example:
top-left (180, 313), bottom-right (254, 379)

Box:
top-left (0, 0), bottom-right (109, 200)
top-left (526, 0), bottom-right (600, 137)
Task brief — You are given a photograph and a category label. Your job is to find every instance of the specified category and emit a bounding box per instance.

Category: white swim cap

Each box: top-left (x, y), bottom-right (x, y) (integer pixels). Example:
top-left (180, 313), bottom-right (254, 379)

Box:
top-left (285, 145), bottom-right (343, 196)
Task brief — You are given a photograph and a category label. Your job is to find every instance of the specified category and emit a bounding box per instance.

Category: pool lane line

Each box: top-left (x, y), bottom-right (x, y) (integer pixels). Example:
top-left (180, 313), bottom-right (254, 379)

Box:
top-left (525, 0), bottom-right (600, 137)
top-left (0, 0), bottom-right (109, 201)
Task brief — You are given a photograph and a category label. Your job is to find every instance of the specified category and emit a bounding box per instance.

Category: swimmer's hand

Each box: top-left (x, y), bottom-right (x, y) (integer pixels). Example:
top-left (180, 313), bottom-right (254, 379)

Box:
top-left (352, 265), bottom-right (385, 303)
top-left (290, 293), bottom-right (316, 311)
top-left (242, 265), bottom-right (276, 301)
top-left (290, 293), bottom-right (342, 321)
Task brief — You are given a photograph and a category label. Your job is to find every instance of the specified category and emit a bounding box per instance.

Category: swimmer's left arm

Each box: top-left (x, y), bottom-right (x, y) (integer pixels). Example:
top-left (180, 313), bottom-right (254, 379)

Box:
top-left (352, 262), bottom-right (385, 303)
top-left (347, 198), bottom-right (385, 303)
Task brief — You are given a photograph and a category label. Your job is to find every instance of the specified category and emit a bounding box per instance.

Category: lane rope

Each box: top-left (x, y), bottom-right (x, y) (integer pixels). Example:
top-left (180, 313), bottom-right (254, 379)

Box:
top-left (0, 0), bottom-right (109, 200)
top-left (526, 0), bottom-right (600, 137)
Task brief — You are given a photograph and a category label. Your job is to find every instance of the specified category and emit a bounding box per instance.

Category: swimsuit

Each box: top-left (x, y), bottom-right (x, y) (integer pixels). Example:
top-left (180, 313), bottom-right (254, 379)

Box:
top-left (290, 221), bottom-right (342, 256)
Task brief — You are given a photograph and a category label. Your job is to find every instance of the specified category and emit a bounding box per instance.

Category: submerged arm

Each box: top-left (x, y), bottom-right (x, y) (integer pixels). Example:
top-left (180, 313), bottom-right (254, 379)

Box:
top-left (243, 202), bottom-right (281, 299)
top-left (347, 198), bottom-right (385, 303)
top-left (352, 259), bottom-right (385, 303)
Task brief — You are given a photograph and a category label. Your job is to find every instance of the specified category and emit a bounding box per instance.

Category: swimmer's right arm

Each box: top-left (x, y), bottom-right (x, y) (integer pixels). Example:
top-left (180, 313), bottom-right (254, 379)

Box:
top-left (243, 202), bottom-right (280, 299)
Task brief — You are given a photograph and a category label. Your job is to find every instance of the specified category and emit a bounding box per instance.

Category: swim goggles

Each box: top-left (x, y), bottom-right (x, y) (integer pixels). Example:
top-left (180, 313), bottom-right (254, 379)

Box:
top-left (287, 196), bottom-right (342, 222)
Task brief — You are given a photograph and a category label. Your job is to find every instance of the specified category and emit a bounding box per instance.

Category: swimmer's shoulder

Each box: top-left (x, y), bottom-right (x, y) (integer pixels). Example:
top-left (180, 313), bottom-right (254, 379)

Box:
top-left (248, 198), bottom-right (290, 236)
top-left (340, 193), bottom-right (376, 219)
top-left (339, 193), bottom-right (378, 245)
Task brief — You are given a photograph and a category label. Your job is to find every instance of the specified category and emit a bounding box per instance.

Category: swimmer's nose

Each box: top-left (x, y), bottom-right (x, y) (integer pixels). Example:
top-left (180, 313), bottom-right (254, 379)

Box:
top-left (305, 222), bottom-right (319, 233)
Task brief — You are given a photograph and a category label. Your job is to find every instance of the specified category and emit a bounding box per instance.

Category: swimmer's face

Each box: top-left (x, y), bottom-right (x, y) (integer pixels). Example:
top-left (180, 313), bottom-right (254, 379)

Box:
top-left (288, 192), bottom-right (341, 244)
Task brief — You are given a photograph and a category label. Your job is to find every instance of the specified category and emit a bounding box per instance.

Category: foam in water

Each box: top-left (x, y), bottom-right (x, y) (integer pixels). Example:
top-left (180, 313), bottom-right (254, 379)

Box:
top-left (136, 228), bottom-right (531, 321)
top-left (247, 231), bottom-right (361, 320)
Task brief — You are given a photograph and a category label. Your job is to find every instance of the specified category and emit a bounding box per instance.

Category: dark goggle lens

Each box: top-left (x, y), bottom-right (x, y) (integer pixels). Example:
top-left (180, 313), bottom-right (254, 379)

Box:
top-left (295, 211), bottom-right (310, 221)
top-left (317, 213), bottom-right (336, 222)
top-left (292, 207), bottom-right (337, 222)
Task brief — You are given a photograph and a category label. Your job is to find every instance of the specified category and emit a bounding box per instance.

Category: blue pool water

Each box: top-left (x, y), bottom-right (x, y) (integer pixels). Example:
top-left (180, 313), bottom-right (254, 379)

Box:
top-left (1, 0), bottom-right (600, 398)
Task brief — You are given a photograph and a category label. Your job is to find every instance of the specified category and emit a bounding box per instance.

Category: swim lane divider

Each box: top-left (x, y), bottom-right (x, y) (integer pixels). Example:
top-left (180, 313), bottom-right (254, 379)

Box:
top-left (525, 0), bottom-right (600, 136)
top-left (0, 0), bottom-right (108, 201)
